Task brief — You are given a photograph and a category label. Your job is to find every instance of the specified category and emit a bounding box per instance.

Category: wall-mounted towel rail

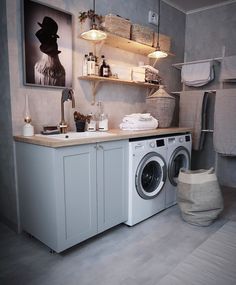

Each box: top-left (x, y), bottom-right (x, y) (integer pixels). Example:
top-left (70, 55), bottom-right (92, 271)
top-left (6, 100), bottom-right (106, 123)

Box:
top-left (201, 129), bottom-right (214, 133)
top-left (172, 57), bottom-right (222, 70)
top-left (171, 90), bottom-right (216, 95)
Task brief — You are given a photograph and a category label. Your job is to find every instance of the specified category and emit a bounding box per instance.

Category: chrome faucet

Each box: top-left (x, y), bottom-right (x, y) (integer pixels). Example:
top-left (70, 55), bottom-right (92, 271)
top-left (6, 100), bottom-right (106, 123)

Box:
top-left (59, 88), bottom-right (75, 133)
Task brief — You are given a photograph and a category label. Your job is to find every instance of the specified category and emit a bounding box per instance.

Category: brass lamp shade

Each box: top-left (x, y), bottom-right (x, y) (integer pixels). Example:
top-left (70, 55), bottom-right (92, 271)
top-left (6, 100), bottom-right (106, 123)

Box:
top-left (81, 24), bottom-right (107, 41)
top-left (148, 47), bottom-right (168, 59)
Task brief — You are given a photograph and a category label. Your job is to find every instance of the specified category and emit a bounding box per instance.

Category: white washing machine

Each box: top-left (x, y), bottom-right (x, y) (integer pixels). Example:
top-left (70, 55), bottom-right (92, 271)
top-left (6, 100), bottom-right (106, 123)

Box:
top-left (165, 133), bottom-right (192, 208)
top-left (125, 136), bottom-right (168, 226)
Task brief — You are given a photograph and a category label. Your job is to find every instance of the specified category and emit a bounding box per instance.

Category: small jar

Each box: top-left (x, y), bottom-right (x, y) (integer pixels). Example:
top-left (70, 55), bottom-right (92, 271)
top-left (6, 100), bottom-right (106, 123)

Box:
top-left (86, 113), bottom-right (96, 132)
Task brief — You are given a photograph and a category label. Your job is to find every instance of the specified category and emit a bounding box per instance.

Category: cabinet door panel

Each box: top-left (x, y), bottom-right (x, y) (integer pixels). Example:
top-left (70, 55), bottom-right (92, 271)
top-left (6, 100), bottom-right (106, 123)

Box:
top-left (58, 145), bottom-right (97, 247)
top-left (97, 140), bottom-right (128, 232)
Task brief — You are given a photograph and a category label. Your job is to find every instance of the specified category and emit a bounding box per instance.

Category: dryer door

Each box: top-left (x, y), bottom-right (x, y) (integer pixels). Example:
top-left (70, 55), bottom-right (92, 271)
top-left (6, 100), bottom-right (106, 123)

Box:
top-left (168, 146), bottom-right (190, 186)
top-left (135, 152), bottom-right (167, 200)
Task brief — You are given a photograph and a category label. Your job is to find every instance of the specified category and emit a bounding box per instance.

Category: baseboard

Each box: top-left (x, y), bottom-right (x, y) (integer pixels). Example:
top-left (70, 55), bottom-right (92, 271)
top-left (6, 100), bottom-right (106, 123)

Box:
top-left (0, 215), bottom-right (20, 233)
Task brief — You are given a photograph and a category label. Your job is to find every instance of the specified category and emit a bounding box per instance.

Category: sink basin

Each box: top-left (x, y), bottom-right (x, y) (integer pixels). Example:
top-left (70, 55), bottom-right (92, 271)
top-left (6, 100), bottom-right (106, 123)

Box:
top-left (36, 132), bottom-right (115, 140)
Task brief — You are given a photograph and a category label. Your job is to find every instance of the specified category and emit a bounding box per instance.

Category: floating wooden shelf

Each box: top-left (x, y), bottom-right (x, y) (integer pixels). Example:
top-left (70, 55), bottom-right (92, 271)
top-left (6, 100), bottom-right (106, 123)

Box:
top-left (79, 75), bottom-right (160, 88)
top-left (79, 32), bottom-right (173, 56)
top-left (78, 76), bottom-right (160, 105)
top-left (104, 32), bottom-right (172, 56)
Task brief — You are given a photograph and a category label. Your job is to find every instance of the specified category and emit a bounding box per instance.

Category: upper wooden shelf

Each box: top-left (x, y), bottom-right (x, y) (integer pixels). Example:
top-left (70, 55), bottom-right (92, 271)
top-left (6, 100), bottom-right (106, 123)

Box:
top-left (80, 31), bottom-right (172, 56)
top-left (104, 32), bottom-right (172, 56)
top-left (78, 75), bottom-right (160, 88)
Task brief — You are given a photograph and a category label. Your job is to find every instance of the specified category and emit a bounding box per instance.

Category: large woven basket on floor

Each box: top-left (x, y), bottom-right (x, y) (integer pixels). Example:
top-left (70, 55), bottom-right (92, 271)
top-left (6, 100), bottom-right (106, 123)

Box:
top-left (177, 168), bottom-right (224, 226)
top-left (146, 86), bottom-right (175, 128)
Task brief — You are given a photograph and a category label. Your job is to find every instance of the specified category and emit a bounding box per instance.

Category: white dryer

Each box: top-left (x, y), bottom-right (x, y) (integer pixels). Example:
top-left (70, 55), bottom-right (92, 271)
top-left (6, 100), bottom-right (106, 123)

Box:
top-left (125, 136), bottom-right (168, 226)
top-left (165, 133), bottom-right (192, 208)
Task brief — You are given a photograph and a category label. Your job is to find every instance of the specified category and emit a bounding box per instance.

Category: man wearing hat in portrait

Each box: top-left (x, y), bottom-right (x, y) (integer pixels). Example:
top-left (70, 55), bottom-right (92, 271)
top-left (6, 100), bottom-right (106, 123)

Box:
top-left (34, 16), bottom-right (65, 86)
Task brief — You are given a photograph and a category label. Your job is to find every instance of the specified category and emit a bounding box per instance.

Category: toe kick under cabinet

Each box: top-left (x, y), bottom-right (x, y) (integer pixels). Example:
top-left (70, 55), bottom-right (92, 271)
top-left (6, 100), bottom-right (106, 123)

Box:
top-left (15, 140), bottom-right (128, 253)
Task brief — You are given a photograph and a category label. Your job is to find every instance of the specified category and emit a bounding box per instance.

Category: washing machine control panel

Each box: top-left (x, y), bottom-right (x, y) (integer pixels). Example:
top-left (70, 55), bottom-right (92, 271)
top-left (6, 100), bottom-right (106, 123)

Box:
top-left (179, 137), bottom-right (184, 143)
top-left (149, 141), bottom-right (156, 148)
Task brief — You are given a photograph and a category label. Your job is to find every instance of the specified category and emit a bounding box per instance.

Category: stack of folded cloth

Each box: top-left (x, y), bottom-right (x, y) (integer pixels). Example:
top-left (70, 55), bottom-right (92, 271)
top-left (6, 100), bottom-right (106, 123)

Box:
top-left (181, 62), bottom-right (214, 87)
top-left (119, 113), bottom-right (158, 130)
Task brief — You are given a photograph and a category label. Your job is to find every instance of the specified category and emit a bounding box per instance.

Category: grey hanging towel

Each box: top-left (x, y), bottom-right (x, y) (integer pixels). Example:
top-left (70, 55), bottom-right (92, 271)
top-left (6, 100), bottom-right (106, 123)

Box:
top-left (214, 89), bottom-right (236, 156)
top-left (220, 56), bottom-right (236, 81)
top-left (179, 91), bottom-right (206, 150)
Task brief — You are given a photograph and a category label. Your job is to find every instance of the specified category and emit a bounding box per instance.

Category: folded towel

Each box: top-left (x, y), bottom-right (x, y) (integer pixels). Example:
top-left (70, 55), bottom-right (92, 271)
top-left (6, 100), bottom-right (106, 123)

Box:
top-left (179, 91), bottom-right (206, 150)
top-left (181, 62), bottom-right (214, 87)
top-left (213, 89), bottom-right (236, 156)
top-left (123, 113), bottom-right (152, 123)
top-left (220, 56), bottom-right (236, 81)
top-left (139, 65), bottom-right (159, 75)
top-left (120, 114), bottom-right (158, 130)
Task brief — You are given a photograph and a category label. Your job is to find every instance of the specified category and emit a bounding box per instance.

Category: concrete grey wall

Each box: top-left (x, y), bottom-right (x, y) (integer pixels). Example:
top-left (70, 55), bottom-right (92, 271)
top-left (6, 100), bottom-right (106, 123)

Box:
top-left (0, 0), bottom-right (18, 231)
top-left (3, 0), bottom-right (186, 230)
top-left (185, 2), bottom-right (236, 187)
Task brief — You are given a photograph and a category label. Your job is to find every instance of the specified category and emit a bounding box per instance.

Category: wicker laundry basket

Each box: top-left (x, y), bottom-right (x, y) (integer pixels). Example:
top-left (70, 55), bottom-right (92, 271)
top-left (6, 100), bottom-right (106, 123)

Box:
top-left (177, 168), bottom-right (224, 226)
top-left (146, 85), bottom-right (175, 128)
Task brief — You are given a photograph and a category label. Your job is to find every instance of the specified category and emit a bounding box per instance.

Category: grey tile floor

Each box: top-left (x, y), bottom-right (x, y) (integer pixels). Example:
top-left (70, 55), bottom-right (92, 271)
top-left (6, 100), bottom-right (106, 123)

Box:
top-left (0, 187), bottom-right (235, 285)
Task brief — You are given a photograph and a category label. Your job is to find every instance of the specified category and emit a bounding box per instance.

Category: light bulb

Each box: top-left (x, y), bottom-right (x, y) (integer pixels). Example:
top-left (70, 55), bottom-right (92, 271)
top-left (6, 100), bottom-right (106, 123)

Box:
top-left (148, 49), bottom-right (168, 59)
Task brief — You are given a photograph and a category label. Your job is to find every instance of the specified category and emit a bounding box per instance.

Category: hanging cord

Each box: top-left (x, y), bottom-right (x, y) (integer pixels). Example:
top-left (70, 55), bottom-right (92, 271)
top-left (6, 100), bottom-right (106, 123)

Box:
top-left (157, 0), bottom-right (161, 48)
top-left (93, 0), bottom-right (95, 24)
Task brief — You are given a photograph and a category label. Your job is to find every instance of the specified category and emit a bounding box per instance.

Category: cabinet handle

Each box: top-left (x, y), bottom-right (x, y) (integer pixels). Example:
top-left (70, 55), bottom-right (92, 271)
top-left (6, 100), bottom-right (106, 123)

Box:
top-left (98, 145), bottom-right (103, 150)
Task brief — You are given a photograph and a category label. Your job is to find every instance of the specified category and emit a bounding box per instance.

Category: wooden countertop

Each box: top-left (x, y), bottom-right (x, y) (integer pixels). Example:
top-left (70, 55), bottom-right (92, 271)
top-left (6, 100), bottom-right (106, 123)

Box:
top-left (14, 128), bottom-right (192, 148)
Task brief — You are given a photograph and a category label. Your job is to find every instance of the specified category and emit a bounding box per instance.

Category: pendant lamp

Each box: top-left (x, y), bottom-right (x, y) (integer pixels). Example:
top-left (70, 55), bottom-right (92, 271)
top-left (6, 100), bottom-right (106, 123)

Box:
top-left (148, 0), bottom-right (168, 59)
top-left (81, 0), bottom-right (107, 41)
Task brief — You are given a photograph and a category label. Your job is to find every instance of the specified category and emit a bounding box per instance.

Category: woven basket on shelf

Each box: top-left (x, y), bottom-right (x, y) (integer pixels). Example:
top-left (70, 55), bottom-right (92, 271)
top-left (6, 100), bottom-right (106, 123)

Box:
top-left (146, 85), bottom-right (175, 128)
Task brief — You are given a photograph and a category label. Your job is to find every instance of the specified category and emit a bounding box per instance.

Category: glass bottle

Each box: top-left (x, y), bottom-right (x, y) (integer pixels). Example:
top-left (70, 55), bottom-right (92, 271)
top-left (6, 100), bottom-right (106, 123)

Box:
top-left (87, 52), bottom-right (93, 75)
top-left (96, 101), bottom-right (108, 131)
top-left (82, 54), bottom-right (88, 76)
top-left (100, 55), bottom-right (109, 77)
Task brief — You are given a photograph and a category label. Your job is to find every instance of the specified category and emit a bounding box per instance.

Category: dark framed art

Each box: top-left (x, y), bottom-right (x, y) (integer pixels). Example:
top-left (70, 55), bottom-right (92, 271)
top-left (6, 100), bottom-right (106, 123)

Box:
top-left (23, 0), bottom-right (72, 88)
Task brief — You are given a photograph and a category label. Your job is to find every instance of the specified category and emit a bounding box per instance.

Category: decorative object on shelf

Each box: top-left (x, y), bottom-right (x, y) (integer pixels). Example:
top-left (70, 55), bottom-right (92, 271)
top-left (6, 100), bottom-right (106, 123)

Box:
top-left (100, 14), bottom-right (131, 39)
top-left (23, 94), bottom-right (34, 136)
top-left (131, 23), bottom-right (154, 47)
top-left (146, 85), bottom-right (175, 128)
top-left (80, 0), bottom-right (107, 41)
top-left (148, 0), bottom-right (168, 59)
top-left (23, 0), bottom-right (72, 88)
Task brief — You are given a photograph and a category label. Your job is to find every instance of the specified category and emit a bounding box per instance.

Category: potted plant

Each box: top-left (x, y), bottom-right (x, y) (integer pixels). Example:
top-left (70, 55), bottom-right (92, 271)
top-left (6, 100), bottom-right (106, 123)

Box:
top-left (74, 111), bottom-right (91, 132)
top-left (78, 9), bottom-right (103, 33)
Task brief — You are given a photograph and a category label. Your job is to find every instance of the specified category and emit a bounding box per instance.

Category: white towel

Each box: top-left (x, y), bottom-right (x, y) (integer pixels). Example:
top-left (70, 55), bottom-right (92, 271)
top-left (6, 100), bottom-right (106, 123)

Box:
top-left (179, 91), bottom-right (206, 150)
top-left (120, 113), bottom-right (158, 130)
top-left (181, 62), bottom-right (214, 87)
top-left (213, 89), bottom-right (236, 156)
top-left (220, 56), bottom-right (236, 81)
top-left (123, 113), bottom-right (152, 123)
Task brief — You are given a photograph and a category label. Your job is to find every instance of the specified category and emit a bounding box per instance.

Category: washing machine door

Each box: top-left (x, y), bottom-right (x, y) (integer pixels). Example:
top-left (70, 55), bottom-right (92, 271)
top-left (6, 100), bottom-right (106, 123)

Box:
top-left (135, 152), bottom-right (167, 200)
top-left (168, 146), bottom-right (190, 186)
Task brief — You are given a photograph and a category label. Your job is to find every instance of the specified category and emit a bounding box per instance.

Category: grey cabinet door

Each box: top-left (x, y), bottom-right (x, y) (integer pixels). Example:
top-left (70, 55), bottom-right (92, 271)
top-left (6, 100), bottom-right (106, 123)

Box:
top-left (96, 140), bottom-right (128, 232)
top-left (56, 144), bottom-right (97, 250)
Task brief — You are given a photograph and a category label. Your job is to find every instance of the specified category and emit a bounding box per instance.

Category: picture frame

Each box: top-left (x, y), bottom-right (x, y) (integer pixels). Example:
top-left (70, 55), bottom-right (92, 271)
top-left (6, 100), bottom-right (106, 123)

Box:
top-left (22, 0), bottom-right (73, 88)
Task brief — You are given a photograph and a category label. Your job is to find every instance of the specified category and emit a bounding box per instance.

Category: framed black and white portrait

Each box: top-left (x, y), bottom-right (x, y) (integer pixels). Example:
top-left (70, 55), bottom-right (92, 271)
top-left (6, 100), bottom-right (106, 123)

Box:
top-left (23, 0), bottom-right (72, 88)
